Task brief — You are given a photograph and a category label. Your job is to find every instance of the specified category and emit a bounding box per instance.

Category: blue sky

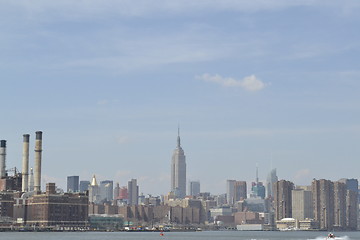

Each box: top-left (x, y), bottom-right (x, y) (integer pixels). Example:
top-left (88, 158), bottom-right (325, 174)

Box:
top-left (1, 1), bottom-right (360, 195)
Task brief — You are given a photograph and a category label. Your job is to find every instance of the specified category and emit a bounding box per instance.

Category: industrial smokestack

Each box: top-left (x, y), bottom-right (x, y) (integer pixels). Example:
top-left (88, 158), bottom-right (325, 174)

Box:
top-left (0, 140), bottom-right (6, 178)
top-left (22, 134), bottom-right (30, 192)
top-left (34, 131), bottom-right (42, 193)
top-left (29, 167), bottom-right (34, 191)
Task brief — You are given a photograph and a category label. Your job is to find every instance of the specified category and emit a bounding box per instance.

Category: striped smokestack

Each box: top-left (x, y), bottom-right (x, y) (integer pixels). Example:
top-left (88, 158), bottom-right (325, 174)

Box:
top-left (34, 131), bottom-right (43, 193)
top-left (22, 134), bottom-right (30, 192)
top-left (0, 140), bottom-right (6, 178)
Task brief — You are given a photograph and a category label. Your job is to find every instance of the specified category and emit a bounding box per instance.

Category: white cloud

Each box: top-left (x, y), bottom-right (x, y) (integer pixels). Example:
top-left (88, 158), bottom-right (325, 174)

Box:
top-left (294, 169), bottom-right (311, 182)
top-left (116, 136), bottom-right (131, 144)
top-left (197, 73), bottom-right (266, 91)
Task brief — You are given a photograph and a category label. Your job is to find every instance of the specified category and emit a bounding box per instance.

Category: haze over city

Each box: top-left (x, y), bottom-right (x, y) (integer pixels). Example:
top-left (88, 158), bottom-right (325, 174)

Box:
top-left (1, 1), bottom-right (360, 196)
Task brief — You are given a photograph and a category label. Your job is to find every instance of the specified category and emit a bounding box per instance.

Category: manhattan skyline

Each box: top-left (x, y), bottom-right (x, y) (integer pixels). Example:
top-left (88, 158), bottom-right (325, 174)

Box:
top-left (1, 1), bottom-right (360, 195)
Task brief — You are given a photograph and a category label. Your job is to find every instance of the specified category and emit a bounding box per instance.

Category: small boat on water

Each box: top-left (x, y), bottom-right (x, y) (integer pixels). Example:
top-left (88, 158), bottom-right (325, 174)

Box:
top-left (327, 233), bottom-right (337, 240)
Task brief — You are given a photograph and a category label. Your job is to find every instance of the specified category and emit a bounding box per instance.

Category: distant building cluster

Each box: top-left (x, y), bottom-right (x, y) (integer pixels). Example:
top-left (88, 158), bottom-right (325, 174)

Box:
top-left (0, 130), bottom-right (359, 231)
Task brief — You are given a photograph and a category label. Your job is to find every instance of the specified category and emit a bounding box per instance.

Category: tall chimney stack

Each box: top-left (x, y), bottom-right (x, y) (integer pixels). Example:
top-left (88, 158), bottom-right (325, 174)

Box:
top-left (34, 131), bottom-right (43, 193)
top-left (22, 134), bottom-right (30, 192)
top-left (0, 140), bottom-right (6, 178)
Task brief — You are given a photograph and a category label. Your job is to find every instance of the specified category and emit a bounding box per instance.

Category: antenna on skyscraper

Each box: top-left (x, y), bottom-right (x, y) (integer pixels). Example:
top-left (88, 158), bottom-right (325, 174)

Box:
top-left (256, 163), bottom-right (259, 184)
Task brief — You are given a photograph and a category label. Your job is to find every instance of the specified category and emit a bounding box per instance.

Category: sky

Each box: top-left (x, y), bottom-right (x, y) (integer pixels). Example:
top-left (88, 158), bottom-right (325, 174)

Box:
top-left (1, 0), bottom-right (360, 195)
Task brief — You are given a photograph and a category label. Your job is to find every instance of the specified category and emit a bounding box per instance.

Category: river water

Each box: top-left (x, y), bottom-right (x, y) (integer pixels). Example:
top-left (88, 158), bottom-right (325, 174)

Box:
top-left (1, 231), bottom-right (360, 240)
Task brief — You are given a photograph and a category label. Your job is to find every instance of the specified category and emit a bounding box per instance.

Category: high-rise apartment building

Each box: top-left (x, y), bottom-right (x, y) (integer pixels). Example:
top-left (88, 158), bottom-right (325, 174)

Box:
top-left (312, 179), bottom-right (358, 231)
top-left (266, 168), bottom-right (278, 198)
top-left (346, 189), bottom-right (358, 230)
top-left (171, 129), bottom-right (186, 199)
top-left (312, 179), bottom-right (334, 230)
top-left (67, 176), bottom-right (79, 193)
top-left (128, 179), bottom-right (139, 205)
top-left (334, 181), bottom-right (346, 229)
top-left (189, 181), bottom-right (200, 196)
top-left (291, 189), bottom-right (313, 220)
top-left (338, 178), bottom-right (358, 193)
top-left (274, 180), bottom-right (294, 220)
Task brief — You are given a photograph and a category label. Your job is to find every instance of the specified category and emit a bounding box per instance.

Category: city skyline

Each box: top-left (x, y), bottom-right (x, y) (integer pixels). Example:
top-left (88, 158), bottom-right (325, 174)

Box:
top-left (1, 1), bottom-right (360, 195)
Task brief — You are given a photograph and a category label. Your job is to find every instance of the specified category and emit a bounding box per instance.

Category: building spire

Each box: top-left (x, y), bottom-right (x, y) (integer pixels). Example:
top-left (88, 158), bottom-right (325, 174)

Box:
top-left (177, 125), bottom-right (181, 148)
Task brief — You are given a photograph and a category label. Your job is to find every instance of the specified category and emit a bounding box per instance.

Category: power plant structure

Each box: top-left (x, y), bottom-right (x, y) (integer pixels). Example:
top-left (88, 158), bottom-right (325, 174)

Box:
top-left (0, 131), bottom-right (89, 230)
top-left (21, 134), bottom-right (30, 192)
top-left (0, 140), bottom-right (7, 179)
top-left (0, 131), bottom-right (43, 193)
top-left (33, 131), bottom-right (43, 193)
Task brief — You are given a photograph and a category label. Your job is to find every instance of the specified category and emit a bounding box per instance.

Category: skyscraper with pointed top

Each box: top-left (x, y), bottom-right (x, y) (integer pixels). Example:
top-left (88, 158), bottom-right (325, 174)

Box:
top-left (171, 127), bottom-right (186, 198)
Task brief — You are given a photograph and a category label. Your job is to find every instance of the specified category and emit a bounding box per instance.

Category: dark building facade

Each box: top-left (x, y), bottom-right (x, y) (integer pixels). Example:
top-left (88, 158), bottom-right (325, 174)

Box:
top-left (312, 179), bottom-right (358, 231)
top-left (0, 192), bottom-right (14, 218)
top-left (15, 183), bottom-right (89, 228)
top-left (79, 180), bottom-right (90, 193)
top-left (67, 176), bottom-right (80, 193)
top-left (234, 181), bottom-right (247, 202)
top-left (312, 179), bottom-right (334, 230)
top-left (274, 180), bottom-right (294, 220)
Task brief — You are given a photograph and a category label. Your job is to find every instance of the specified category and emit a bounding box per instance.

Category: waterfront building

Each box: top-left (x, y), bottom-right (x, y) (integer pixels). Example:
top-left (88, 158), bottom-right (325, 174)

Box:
top-left (312, 179), bottom-right (334, 230)
top-left (291, 189), bottom-right (313, 220)
top-left (346, 189), bottom-right (358, 230)
top-left (334, 181), bottom-right (347, 229)
top-left (274, 180), bottom-right (294, 220)
top-left (312, 179), bottom-right (358, 231)
top-left (171, 128), bottom-right (186, 199)
top-left (14, 183), bottom-right (88, 228)
top-left (67, 175), bottom-right (79, 193)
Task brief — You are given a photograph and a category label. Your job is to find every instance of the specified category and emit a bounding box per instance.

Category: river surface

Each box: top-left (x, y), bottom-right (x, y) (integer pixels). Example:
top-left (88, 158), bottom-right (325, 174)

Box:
top-left (1, 231), bottom-right (360, 240)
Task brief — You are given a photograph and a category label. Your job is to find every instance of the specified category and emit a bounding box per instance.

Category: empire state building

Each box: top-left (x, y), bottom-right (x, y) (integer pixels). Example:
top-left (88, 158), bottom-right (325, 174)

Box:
top-left (171, 129), bottom-right (186, 198)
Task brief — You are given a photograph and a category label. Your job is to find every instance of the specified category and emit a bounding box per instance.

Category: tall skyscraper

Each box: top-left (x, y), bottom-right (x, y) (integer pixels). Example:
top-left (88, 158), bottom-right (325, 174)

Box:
top-left (171, 128), bottom-right (186, 199)
top-left (189, 181), bottom-right (200, 196)
top-left (312, 179), bottom-right (334, 230)
top-left (346, 189), bottom-right (358, 230)
top-left (274, 180), bottom-right (294, 220)
top-left (128, 179), bottom-right (139, 205)
top-left (67, 176), bottom-right (79, 192)
top-left (312, 179), bottom-right (358, 231)
top-left (266, 168), bottom-right (278, 198)
top-left (226, 180), bottom-right (236, 205)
